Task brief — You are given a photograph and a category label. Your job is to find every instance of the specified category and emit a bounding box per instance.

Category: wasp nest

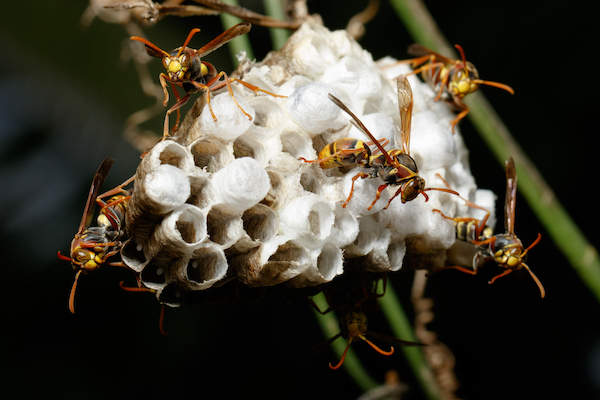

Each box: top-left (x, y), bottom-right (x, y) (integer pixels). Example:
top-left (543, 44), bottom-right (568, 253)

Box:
top-left (122, 21), bottom-right (496, 306)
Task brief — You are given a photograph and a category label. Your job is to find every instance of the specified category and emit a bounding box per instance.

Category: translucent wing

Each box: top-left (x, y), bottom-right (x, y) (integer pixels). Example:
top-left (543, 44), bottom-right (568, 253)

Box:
top-left (78, 157), bottom-right (114, 234)
top-left (396, 75), bottom-right (413, 155)
top-left (407, 43), bottom-right (454, 64)
top-left (504, 157), bottom-right (518, 234)
top-left (328, 94), bottom-right (396, 166)
top-left (195, 22), bottom-right (252, 58)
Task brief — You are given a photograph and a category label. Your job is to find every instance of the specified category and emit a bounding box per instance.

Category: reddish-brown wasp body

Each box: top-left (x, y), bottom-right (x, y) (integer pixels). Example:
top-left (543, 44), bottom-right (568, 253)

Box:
top-left (130, 22), bottom-right (285, 138)
top-left (301, 75), bottom-right (457, 210)
top-left (434, 157), bottom-right (544, 297)
top-left (403, 44), bottom-right (514, 132)
top-left (311, 268), bottom-right (423, 370)
top-left (58, 158), bottom-right (135, 313)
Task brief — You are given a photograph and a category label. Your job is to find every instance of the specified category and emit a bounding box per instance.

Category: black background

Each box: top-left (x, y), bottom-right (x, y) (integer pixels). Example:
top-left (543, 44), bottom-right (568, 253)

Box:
top-left (0, 1), bottom-right (598, 399)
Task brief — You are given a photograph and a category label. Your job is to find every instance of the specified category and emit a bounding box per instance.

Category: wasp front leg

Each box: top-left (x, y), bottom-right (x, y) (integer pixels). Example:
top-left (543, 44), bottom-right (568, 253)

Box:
top-left (164, 90), bottom-right (191, 138)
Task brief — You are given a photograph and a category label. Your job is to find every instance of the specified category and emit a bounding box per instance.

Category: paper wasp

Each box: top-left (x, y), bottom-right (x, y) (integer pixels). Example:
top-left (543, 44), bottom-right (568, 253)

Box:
top-left (130, 22), bottom-right (285, 138)
top-left (301, 75), bottom-right (457, 210)
top-left (58, 158), bottom-right (135, 313)
top-left (401, 44), bottom-right (514, 133)
top-left (311, 268), bottom-right (423, 370)
top-left (433, 157), bottom-right (544, 297)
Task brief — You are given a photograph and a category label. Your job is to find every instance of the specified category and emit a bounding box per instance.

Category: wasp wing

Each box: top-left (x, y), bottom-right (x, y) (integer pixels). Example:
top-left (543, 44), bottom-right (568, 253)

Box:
top-left (77, 157), bottom-right (114, 234)
top-left (504, 157), bottom-right (518, 234)
top-left (328, 94), bottom-right (396, 166)
top-left (195, 22), bottom-right (252, 58)
top-left (407, 43), bottom-right (454, 64)
top-left (396, 75), bottom-right (413, 155)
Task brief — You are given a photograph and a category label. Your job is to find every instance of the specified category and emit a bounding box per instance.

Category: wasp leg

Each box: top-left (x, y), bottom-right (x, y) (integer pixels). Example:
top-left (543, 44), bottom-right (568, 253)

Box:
top-left (428, 265), bottom-right (478, 278)
top-left (366, 183), bottom-right (389, 210)
top-left (343, 172), bottom-right (371, 208)
top-left (119, 281), bottom-right (168, 335)
top-left (163, 91), bottom-right (191, 138)
top-left (229, 78), bottom-right (287, 99)
top-left (488, 268), bottom-right (512, 284)
top-left (449, 95), bottom-right (469, 133)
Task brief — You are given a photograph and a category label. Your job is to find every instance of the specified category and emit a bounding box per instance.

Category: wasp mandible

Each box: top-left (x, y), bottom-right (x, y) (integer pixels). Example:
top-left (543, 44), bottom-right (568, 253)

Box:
top-left (400, 44), bottom-right (514, 133)
top-left (58, 158), bottom-right (135, 313)
top-left (433, 157), bottom-right (544, 297)
top-left (130, 22), bottom-right (286, 138)
top-left (301, 75), bottom-right (458, 210)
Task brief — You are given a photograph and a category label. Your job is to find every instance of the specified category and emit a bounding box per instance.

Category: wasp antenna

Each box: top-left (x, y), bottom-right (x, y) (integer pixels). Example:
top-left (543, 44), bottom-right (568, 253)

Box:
top-left (69, 270), bottom-right (83, 314)
top-left (130, 36), bottom-right (171, 58)
top-left (524, 233), bottom-right (542, 254)
top-left (426, 187), bottom-right (460, 199)
top-left (522, 263), bottom-right (546, 298)
top-left (329, 338), bottom-right (353, 370)
top-left (178, 28), bottom-right (201, 57)
top-left (454, 44), bottom-right (467, 65)
top-left (361, 335), bottom-right (395, 356)
top-left (472, 79), bottom-right (515, 95)
top-left (57, 251), bottom-right (71, 262)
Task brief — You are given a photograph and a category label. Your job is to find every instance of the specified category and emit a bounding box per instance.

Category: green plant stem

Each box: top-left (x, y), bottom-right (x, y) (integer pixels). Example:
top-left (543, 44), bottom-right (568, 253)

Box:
top-left (219, 0), bottom-right (255, 60)
top-left (379, 283), bottom-right (441, 400)
top-left (387, 0), bottom-right (600, 302)
top-left (262, 0), bottom-right (290, 50)
top-left (310, 292), bottom-right (379, 392)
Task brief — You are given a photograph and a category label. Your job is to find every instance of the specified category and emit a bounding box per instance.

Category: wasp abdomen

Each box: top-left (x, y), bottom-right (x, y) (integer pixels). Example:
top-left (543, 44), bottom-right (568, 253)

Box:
top-left (317, 138), bottom-right (371, 169)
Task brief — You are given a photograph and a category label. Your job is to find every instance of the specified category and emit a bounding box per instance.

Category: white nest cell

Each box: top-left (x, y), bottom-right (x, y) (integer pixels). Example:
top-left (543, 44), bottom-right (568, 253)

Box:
top-left (147, 204), bottom-right (207, 259)
top-left (288, 243), bottom-right (344, 287)
top-left (196, 89), bottom-right (256, 141)
top-left (229, 235), bottom-right (311, 287)
top-left (279, 193), bottom-right (336, 250)
top-left (185, 244), bottom-right (228, 290)
top-left (211, 157), bottom-right (271, 214)
top-left (188, 136), bottom-right (233, 173)
top-left (286, 81), bottom-right (341, 135)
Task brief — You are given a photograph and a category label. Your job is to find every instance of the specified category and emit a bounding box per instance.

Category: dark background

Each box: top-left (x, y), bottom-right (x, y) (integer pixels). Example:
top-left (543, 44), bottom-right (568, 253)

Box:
top-left (0, 1), bottom-right (597, 399)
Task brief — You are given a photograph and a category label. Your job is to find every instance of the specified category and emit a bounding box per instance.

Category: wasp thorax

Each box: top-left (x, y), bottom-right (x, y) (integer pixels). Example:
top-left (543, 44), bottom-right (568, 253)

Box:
top-left (122, 22), bottom-right (484, 302)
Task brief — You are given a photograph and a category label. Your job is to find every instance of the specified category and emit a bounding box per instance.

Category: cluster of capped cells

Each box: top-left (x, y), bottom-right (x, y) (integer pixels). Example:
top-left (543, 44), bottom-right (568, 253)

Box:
top-left (122, 21), bottom-right (496, 306)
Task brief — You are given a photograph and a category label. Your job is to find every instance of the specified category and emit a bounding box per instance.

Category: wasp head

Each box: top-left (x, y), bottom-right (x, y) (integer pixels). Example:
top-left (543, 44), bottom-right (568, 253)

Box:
top-left (492, 234), bottom-right (526, 270)
top-left (449, 61), bottom-right (480, 97)
top-left (400, 175), bottom-right (426, 203)
top-left (162, 49), bottom-right (193, 82)
top-left (340, 310), bottom-right (368, 339)
top-left (69, 243), bottom-right (103, 274)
